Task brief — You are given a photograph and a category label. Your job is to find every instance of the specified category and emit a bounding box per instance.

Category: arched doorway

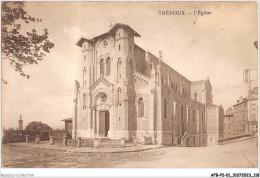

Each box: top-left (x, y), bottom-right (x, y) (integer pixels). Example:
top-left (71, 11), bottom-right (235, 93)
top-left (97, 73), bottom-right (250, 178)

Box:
top-left (94, 91), bottom-right (111, 138)
top-left (99, 111), bottom-right (110, 137)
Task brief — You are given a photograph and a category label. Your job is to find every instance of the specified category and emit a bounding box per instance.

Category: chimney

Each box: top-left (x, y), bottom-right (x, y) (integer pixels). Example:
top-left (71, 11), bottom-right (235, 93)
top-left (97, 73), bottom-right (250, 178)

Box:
top-left (18, 115), bottom-right (23, 131)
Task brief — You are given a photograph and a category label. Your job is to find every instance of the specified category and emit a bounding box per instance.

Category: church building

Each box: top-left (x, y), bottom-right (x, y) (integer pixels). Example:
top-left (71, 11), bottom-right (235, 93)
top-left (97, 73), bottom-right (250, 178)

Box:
top-left (73, 23), bottom-right (213, 146)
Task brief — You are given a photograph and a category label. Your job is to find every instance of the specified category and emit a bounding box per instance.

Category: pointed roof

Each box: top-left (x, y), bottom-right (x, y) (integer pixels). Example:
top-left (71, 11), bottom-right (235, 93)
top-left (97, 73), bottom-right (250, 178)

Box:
top-left (90, 77), bottom-right (112, 91)
top-left (92, 23), bottom-right (141, 41)
top-left (76, 38), bottom-right (93, 48)
top-left (191, 79), bottom-right (212, 89)
top-left (76, 23), bottom-right (140, 47)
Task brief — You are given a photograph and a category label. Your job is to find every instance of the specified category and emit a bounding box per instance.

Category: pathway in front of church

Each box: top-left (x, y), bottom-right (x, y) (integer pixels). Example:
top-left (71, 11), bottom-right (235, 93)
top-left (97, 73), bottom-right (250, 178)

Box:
top-left (2, 137), bottom-right (257, 168)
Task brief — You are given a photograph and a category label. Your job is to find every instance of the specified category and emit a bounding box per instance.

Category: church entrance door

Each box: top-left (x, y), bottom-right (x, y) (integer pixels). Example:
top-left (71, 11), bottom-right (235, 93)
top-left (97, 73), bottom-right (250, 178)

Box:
top-left (99, 111), bottom-right (110, 137)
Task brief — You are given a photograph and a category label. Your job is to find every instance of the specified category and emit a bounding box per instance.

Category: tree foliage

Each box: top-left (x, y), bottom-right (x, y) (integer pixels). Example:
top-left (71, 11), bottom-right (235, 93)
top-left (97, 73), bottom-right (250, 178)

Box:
top-left (25, 121), bottom-right (53, 132)
top-left (2, 1), bottom-right (54, 78)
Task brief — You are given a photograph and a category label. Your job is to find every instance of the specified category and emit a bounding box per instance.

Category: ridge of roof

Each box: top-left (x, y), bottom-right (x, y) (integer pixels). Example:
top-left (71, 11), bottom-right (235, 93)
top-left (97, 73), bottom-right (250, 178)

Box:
top-left (76, 23), bottom-right (140, 47)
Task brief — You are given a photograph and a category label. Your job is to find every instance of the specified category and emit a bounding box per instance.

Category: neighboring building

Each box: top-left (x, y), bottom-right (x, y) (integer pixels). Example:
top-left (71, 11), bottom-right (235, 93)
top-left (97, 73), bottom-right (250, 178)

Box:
top-left (206, 104), bottom-right (224, 146)
top-left (190, 79), bottom-right (224, 146)
top-left (222, 87), bottom-right (258, 138)
top-left (233, 97), bottom-right (248, 136)
top-left (61, 118), bottom-right (72, 138)
top-left (223, 107), bottom-right (234, 138)
top-left (73, 23), bottom-right (210, 146)
top-left (248, 87), bottom-right (258, 135)
top-left (18, 115), bottom-right (23, 131)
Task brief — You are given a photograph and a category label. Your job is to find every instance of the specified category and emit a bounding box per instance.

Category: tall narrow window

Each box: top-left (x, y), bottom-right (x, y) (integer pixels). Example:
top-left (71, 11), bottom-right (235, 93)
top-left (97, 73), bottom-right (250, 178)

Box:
top-left (119, 44), bottom-right (121, 51)
top-left (202, 111), bottom-right (204, 123)
top-left (83, 93), bottom-right (86, 110)
top-left (83, 67), bottom-right (86, 89)
top-left (129, 59), bottom-right (133, 70)
top-left (181, 105), bottom-right (184, 121)
top-left (164, 98), bottom-right (167, 119)
top-left (188, 108), bottom-right (190, 122)
top-left (130, 46), bottom-right (132, 52)
top-left (106, 57), bottom-right (111, 76)
top-left (117, 58), bottom-right (122, 83)
top-left (100, 59), bottom-right (104, 76)
top-left (194, 93), bottom-right (197, 101)
top-left (193, 108), bottom-right (195, 122)
top-left (138, 98), bottom-right (144, 117)
top-left (161, 77), bottom-right (164, 85)
top-left (117, 88), bottom-right (121, 104)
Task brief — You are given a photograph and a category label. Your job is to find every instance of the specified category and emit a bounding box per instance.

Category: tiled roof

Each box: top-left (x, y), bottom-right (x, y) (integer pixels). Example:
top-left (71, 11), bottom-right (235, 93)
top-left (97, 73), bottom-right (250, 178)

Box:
top-left (76, 23), bottom-right (141, 47)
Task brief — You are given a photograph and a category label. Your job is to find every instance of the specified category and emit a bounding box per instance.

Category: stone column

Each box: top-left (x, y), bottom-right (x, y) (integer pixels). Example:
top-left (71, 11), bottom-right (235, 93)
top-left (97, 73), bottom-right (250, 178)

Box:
top-left (26, 135), bottom-right (29, 143)
top-left (107, 110), bottom-right (113, 138)
top-left (97, 111), bottom-right (100, 137)
top-left (63, 136), bottom-right (67, 146)
top-left (35, 135), bottom-right (40, 144)
top-left (92, 108), bottom-right (96, 137)
top-left (121, 138), bottom-right (125, 148)
top-left (150, 89), bottom-right (155, 144)
top-left (50, 136), bottom-right (54, 145)
top-left (77, 137), bottom-right (81, 147)
top-left (87, 105), bottom-right (92, 137)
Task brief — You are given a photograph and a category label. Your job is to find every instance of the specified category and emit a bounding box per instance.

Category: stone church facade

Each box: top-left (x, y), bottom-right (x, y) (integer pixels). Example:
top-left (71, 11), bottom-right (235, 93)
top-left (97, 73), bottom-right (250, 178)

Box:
top-left (73, 23), bottom-right (213, 146)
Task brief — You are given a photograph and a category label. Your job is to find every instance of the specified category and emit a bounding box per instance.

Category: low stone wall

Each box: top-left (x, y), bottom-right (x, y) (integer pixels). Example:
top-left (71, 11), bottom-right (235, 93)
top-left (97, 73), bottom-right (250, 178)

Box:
top-left (80, 138), bottom-right (94, 147)
top-left (218, 134), bottom-right (250, 144)
top-left (99, 139), bottom-right (121, 147)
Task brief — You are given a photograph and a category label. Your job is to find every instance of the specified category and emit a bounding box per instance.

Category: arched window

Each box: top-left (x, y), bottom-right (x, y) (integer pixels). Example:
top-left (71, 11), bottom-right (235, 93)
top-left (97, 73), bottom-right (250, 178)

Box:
top-left (129, 59), bottom-right (133, 70)
top-left (193, 108), bottom-right (195, 122)
top-left (83, 67), bottom-right (86, 89)
top-left (117, 58), bottom-right (121, 83)
top-left (188, 108), bottom-right (190, 122)
top-left (138, 98), bottom-right (144, 117)
top-left (117, 87), bottom-right (121, 104)
top-left (163, 98), bottom-right (167, 119)
top-left (181, 105), bottom-right (184, 121)
top-left (101, 93), bottom-right (107, 103)
top-left (194, 93), bottom-right (197, 101)
top-left (106, 57), bottom-right (111, 76)
top-left (83, 93), bottom-right (86, 109)
top-left (201, 111), bottom-right (204, 123)
top-left (100, 59), bottom-right (104, 76)
top-left (161, 77), bottom-right (164, 85)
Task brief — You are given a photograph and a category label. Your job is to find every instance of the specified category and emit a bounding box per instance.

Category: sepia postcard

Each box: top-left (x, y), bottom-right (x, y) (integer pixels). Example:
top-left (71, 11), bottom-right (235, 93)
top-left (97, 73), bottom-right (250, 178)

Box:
top-left (1, 1), bottom-right (259, 177)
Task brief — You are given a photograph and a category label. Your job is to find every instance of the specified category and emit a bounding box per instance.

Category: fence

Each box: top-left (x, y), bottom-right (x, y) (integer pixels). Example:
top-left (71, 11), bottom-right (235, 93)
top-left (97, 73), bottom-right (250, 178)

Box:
top-left (80, 138), bottom-right (94, 147)
top-left (99, 139), bottom-right (121, 147)
top-left (67, 139), bottom-right (77, 147)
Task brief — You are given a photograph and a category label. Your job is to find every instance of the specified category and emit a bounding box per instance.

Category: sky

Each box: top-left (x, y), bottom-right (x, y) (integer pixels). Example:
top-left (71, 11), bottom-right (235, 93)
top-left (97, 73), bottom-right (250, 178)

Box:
top-left (1, 1), bottom-right (258, 129)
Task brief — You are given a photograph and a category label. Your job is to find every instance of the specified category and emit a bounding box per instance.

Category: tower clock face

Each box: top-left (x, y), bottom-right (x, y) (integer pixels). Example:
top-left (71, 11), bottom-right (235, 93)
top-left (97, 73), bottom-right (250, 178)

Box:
top-left (103, 40), bottom-right (108, 48)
